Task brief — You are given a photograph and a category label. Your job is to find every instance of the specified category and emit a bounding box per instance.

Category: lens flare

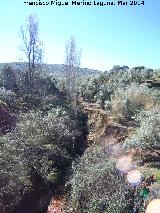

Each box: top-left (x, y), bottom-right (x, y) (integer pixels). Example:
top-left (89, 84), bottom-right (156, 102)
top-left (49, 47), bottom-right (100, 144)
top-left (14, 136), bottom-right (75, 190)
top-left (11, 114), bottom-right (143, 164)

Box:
top-left (127, 170), bottom-right (141, 186)
top-left (116, 156), bottom-right (133, 173)
top-left (146, 199), bottom-right (160, 213)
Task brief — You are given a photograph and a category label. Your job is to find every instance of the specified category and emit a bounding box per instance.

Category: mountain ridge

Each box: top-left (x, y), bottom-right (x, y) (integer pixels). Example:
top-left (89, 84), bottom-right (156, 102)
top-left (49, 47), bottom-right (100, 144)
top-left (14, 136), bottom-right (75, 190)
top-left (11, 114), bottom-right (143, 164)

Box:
top-left (0, 62), bottom-right (102, 77)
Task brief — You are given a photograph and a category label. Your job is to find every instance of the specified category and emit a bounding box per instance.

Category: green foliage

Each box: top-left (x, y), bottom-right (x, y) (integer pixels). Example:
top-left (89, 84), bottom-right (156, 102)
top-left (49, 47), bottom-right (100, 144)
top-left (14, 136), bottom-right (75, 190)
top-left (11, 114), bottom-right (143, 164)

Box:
top-left (47, 169), bottom-right (59, 183)
top-left (0, 136), bottom-right (31, 211)
top-left (138, 166), bottom-right (160, 180)
top-left (0, 107), bottom-right (86, 210)
top-left (0, 62), bottom-right (159, 212)
top-left (79, 66), bottom-right (155, 107)
top-left (94, 84), bottom-right (113, 107)
top-left (0, 63), bottom-right (61, 100)
top-left (147, 182), bottom-right (160, 200)
top-left (79, 77), bottom-right (99, 101)
top-left (1, 65), bottom-right (18, 92)
top-left (0, 88), bottom-right (22, 111)
top-left (67, 146), bottom-right (128, 212)
top-left (124, 106), bottom-right (160, 150)
top-left (110, 83), bottom-right (159, 120)
top-left (15, 108), bottom-right (84, 177)
top-left (0, 73), bottom-right (64, 112)
top-left (107, 66), bottom-right (153, 83)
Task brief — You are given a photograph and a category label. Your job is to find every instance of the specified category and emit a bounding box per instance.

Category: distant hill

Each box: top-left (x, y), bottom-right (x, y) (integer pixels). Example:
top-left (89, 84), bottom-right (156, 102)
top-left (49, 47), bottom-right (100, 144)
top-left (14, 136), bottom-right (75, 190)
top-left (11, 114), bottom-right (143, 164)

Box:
top-left (0, 62), bottom-right (102, 77)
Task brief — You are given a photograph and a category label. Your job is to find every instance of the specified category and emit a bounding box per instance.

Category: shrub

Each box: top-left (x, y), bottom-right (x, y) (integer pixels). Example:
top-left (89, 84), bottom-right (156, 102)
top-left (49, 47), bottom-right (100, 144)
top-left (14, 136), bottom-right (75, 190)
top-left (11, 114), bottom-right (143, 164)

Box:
top-left (1, 65), bottom-right (18, 92)
top-left (79, 77), bottom-right (99, 101)
top-left (110, 83), bottom-right (159, 120)
top-left (79, 67), bottom-right (154, 107)
top-left (0, 88), bottom-right (24, 112)
top-left (13, 108), bottom-right (85, 178)
top-left (0, 107), bottom-right (86, 210)
top-left (94, 84), bottom-right (113, 107)
top-left (67, 146), bottom-right (129, 212)
top-left (0, 136), bottom-right (31, 211)
top-left (124, 107), bottom-right (160, 153)
top-left (146, 182), bottom-right (160, 202)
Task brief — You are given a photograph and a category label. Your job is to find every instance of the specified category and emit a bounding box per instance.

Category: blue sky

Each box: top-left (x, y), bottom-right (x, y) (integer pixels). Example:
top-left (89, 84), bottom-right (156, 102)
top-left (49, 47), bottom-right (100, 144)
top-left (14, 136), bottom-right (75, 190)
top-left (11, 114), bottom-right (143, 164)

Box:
top-left (0, 0), bottom-right (160, 71)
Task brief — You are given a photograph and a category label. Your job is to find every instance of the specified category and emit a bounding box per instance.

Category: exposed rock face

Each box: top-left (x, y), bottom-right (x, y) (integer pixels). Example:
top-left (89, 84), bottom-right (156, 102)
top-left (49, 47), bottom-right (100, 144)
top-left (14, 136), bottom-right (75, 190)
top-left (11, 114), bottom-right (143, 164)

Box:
top-left (0, 101), bottom-right (16, 134)
top-left (81, 101), bottom-right (131, 145)
top-left (81, 102), bottom-right (109, 144)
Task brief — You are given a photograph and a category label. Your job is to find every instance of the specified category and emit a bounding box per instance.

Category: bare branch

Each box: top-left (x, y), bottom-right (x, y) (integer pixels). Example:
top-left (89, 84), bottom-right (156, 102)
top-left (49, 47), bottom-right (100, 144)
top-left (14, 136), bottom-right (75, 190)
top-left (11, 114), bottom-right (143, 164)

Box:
top-left (19, 14), bottom-right (44, 93)
top-left (65, 37), bottom-right (81, 110)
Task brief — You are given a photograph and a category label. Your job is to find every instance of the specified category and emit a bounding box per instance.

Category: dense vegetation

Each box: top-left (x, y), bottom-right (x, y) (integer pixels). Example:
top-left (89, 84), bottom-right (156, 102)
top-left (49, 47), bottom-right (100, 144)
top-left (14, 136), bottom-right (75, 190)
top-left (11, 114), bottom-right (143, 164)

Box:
top-left (0, 64), bottom-right (88, 212)
top-left (64, 66), bottom-right (160, 213)
top-left (0, 62), bottom-right (159, 212)
top-left (0, 14), bottom-right (160, 213)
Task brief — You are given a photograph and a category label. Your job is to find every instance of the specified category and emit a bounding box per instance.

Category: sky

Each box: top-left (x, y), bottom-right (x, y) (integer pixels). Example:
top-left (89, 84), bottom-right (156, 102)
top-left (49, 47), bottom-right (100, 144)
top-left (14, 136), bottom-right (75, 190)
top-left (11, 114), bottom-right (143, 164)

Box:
top-left (0, 0), bottom-right (160, 71)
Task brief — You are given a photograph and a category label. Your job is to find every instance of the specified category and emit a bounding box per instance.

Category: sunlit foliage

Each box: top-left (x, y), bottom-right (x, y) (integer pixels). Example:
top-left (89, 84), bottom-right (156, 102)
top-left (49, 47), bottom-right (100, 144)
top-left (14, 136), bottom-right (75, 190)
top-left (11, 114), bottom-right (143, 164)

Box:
top-left (67, 146), bottom-right (129, 212)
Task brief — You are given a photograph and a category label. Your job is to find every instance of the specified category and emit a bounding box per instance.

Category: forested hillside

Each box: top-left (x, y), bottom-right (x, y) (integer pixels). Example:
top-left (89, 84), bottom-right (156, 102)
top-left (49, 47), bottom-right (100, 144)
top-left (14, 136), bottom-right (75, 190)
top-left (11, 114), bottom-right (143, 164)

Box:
top-left (0, 63), bottom-right (101, 78)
